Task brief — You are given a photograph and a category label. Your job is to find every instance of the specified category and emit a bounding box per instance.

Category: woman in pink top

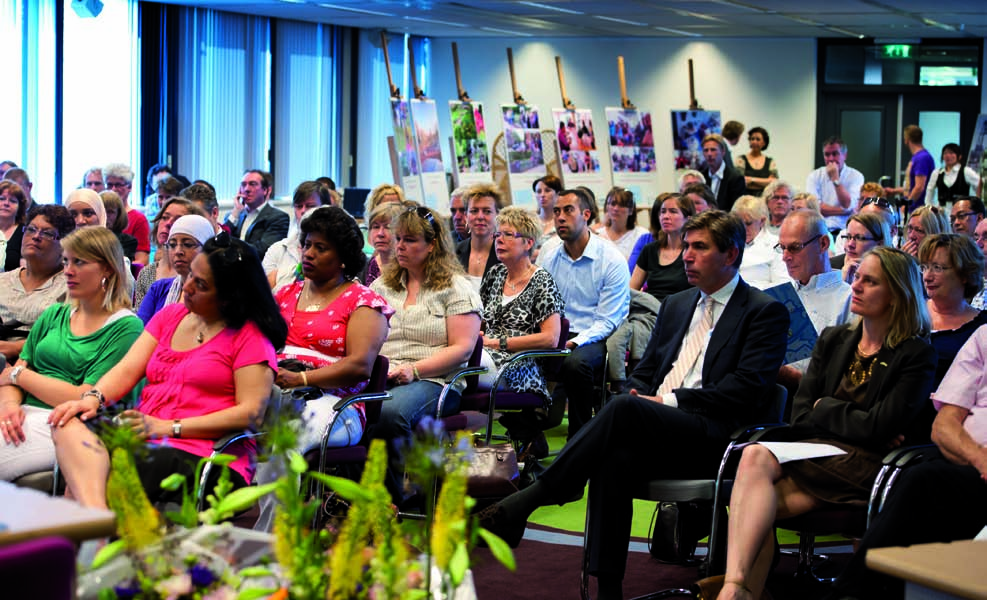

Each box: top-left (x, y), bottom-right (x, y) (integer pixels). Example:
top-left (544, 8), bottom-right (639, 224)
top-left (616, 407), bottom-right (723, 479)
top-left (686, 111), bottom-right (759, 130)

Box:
top-left (50, 232), bottom-right (287, 504)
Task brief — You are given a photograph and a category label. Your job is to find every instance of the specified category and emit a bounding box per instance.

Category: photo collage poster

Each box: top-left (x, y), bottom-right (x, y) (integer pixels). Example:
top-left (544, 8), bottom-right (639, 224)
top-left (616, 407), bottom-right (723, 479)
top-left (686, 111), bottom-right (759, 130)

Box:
top-left (449, 101), bottom-right (493, 188)
top-left (390, 98), bottom-right (422, 203)
top-left (606, 107), bottom-right (659, 202)
top-left (553, 108), bottom-right (610, 201)
top-left (670, 109), bottom-right (722, 171)
top-left (501, 104), bottom-right (546, 210)
top-left (408, 99), bottom-right (450, 210)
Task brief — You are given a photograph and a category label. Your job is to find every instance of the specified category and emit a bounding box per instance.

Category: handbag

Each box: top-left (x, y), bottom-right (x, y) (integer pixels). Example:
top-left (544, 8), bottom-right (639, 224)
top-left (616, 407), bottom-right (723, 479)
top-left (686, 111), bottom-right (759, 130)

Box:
top-left (648, 501), bottom-right (713, 563)
top-left (468, 442), bottom-right (519, 482)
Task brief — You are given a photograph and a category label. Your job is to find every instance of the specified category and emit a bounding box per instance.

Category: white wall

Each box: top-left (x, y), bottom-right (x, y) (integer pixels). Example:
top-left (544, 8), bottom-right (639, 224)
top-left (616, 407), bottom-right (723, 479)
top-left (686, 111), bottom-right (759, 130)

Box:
top-left (422, 36), bottom-right (818, 196)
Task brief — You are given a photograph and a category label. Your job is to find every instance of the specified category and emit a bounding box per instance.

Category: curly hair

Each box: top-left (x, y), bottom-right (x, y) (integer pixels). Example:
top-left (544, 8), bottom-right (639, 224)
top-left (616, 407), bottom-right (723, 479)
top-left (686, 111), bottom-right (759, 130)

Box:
top-left (918, 233), bottom-right (984, 300)
top-left (27, 204), bottom-right (74, 239)
top-left (379, 204), bottom-right (462, 291)
top-left (299, 206), bottom-right (367, 280)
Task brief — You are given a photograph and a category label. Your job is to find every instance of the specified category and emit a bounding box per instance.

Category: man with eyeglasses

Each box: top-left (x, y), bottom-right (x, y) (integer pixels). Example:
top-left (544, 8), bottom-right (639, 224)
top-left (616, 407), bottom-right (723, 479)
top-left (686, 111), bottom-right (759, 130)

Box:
top-left (949, 196), bottom-right (985, 238)
top-left (805, 136), bottom-right (865, 235)
top-left (103, 163), bottom-right (151, 265)
top-left (774, 210), bottom-right (852, 389)
top-left (763, 180), bottom-right (796, 236)
top-left (81, 168), bottom-right (104, 193)
top-left (537, 188), bottom-right (629, 440)
top-left (224, 169), bottom-right (289, 260)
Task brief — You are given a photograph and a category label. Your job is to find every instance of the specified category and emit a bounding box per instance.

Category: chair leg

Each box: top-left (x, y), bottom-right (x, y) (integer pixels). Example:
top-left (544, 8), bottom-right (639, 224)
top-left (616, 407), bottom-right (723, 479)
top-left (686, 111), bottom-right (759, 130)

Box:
top-left (792, 532), bottom-right (837, 584)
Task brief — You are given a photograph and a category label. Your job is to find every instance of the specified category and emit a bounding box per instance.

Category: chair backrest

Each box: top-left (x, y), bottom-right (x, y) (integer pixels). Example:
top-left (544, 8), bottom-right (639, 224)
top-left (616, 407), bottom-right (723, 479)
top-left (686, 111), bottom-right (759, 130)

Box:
top-left (0, 536), bottom-right (75, 599)
top-left (462, 336), bottom-right (485, 393)
top-left (542, 317), bottom-right (571, 381)
top-left (771, 383), bottom-right (788, 423)
top-left (362, 355), bottom-right (389, 426)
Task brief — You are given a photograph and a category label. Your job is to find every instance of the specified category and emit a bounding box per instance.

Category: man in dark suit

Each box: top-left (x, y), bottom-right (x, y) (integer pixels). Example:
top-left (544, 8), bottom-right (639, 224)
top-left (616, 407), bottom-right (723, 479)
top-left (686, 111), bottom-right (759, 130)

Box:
top-left (700, 134), bottom-right (746, 213)
top-left (480, 210), bottom-right (789, 600)
top-left (224, 169), bottom-right (289, 259)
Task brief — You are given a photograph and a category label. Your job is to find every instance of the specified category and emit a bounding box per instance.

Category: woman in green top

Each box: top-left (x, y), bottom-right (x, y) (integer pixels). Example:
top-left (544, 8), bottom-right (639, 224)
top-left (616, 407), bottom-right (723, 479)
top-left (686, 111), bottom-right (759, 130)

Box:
top-left (0, 226), bottom-right (142, 507)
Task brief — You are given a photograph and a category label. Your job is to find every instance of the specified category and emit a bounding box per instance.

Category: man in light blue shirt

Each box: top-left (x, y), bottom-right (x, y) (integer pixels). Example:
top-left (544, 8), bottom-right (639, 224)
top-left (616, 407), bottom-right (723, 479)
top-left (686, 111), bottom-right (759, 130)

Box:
top-left (537, 188), bottom-right (630, 438)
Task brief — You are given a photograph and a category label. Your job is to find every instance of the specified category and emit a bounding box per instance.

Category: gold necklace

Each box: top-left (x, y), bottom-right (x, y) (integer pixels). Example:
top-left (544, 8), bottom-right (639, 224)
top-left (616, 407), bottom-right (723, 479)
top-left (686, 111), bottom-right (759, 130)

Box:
top-left (848, 350), bottom-right (879, 386)
top-left (302, 278), bottom-right (345, 312)
top-left (195, 318), bottom-right (224, 344)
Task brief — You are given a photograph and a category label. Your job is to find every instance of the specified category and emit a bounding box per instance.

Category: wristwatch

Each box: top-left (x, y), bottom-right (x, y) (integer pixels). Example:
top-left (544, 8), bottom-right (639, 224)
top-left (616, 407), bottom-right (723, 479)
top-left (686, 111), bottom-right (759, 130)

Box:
top-left (81, 389), bottom-right (106, 411)
top-left (172, 419), bottom-right (182, 438)
top-left (831, 180), bottom-right (842, 187)
top-left (499, 336), bottom-right (509, 351)
top-left (9, 365), bottom-right (24, 386)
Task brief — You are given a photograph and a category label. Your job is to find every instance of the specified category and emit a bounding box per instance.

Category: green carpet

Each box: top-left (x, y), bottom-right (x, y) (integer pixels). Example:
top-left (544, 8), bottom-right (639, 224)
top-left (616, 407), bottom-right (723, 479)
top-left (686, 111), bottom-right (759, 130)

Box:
top-left (499, 418), bottom-right (846, 545)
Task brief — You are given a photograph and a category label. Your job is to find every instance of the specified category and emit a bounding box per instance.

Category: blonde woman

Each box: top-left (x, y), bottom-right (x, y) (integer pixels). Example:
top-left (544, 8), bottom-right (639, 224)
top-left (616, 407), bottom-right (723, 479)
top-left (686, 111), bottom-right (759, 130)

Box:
top-left (0, 227), bottom-right (142, 507)
top-left (363, 183), bottom-right (405, 219)
top-left (902, 205), bottom-right (950, 257)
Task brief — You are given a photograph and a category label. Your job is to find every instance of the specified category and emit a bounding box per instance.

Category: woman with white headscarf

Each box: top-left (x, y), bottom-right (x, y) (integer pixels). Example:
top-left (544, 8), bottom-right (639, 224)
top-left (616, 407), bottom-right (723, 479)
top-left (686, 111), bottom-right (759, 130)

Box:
top-left (66, 188), bottom-right (107, 230)
top-left (136, 214), bottom-right (214, 324)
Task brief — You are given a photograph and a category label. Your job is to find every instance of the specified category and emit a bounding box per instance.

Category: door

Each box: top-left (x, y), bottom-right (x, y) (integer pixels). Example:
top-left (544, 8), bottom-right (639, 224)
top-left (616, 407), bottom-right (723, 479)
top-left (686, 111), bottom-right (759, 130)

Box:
top-left (817, 93), bottom-right (899, 184)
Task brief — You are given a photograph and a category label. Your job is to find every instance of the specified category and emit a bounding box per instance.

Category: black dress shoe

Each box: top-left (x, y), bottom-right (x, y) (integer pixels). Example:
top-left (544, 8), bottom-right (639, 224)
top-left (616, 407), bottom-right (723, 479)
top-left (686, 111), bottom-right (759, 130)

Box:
top-left (476, 503), bottom-right (526, 548)
top-left (517, 432), bottom-right (550, 462)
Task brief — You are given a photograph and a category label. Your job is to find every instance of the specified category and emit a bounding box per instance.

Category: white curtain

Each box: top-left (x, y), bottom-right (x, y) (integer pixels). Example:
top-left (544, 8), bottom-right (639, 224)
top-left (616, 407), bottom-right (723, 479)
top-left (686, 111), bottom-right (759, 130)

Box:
top-left (176, 7), bottom-right (271, 201)
top-left (273, 19), bottom-right (342, 198)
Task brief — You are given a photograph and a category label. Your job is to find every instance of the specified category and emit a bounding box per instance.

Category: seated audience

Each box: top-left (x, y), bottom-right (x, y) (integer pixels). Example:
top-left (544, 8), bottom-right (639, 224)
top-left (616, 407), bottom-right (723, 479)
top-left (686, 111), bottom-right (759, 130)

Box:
top-left (134, 198), bottom-right (206, 307)
top-left (3, 168), bottom-right (34, 214)
top-left (857, 191), bottom-right (899, 247)
top-left (99, 190), bottom-right (139, 261)
top-left (972, 219), bottom-right (987, 310)
top-left (677, 168), bottom-right (705, 193)
top-left (66, 188), bottom-right (107, 230)
top-left (104, 163), bottom-right (151, 265)
top-left (901, 204), bottom-right (950, 257)
top-left (715, 247), bottom-right (936, 600)
top-left (735, 126), bottom-right (778, 197)
top-left (598, 187), bottom-right (648, 261)
top-left (478, 207), bottom-right (564, 460)
top-left (363, 183), bottom-right (405, 218)
top-left (732, 195), bottom-right (788, 290)
top-left (835, 212), bottom-right (891, 283)
top-left (448, 186), bottom-right (470, 244)
top-left (369, 206), bottom-right (481, 476)
top-left (481, 211), bottom-right (789, 600)
top-left (791, 192), bottom-right (821, 214)
top-left (181, 182), bottom-right (226, 234)
top-left (919, 234), bottom-right (987, 387)
top-left (926, 142), bottom-right (981, 207)
top-left (950, 195), bottom-right (985, 237)
top-left (828, 325), bottom-right (987, 598)
top-left (263, 181), bottom-right (333, 290)
top-left (48, 233), bottom-right (286, 507)
top-left (137, 215), bottom-right (214, 324)
top-left (0, 180), bottom-right (27, 271)
top-left (682, 182), bottom-right (716, 213)
top-left (254, 206), bottom-right (392, 531)
top-left (0, 205), bottom-right (74, 361)
top-left (456, 183), bottom-right (503, 292)
top-left (224, 169), bottom-right (289, 260)
top-left (359, 201), bottom-right (404, 287)
top-left (82, 167), bottom-right (104, 192)
top-left (626, 193), bottom-right (668, 272)
top-left (0, 227), bottom-right (143, 506)
top-left (532, 175), bottom-right (562, 252)
top-left (761, 180), bottom-right (795, 236)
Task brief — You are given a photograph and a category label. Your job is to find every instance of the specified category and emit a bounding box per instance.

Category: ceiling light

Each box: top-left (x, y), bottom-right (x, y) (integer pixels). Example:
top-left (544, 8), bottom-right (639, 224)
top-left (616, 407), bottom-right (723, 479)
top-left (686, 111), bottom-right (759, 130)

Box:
top-left (517, 1), bottom-right (584, 15)
top-left (595, 15), bottom-right (648, 27)
top-left (404, 16), bottom-right (469, 27)
top-left (316, 3), bottom-right (395, 16)
top-left (825, 26), bottom-right (866, 39)
top-left (654, 26), bottom-right (702, 37)
top-left (480, 26), bottom-right (534, 37)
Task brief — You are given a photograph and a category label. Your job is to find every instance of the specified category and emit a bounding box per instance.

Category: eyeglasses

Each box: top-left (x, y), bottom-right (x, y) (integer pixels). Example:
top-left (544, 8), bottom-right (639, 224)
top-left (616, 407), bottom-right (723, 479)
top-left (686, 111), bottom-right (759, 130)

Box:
top-left (952, 211), bottom-right (976, 222)
top-left (406, 205), bottom-right (439, 238)
top-left (22, 224), bottom-right (58, 242)
top-left (920, 263), bottom-right (951, 274)
top-left (770, 195), bottom-right (792, 201)
top-left (906, 224), bottom-right (926, 236)
top-left (166, 240), bottom-right (202, 251)
top-left (105, 181), bottom-right (130, 190)
top-left (774, 234), bottom-right (823, 254)
top-left (493, 231), bottom-right (527, 240)
top-left (841, 234), bottom-right (878, 244)
top-left (860, 197), bottom-right (892, 210)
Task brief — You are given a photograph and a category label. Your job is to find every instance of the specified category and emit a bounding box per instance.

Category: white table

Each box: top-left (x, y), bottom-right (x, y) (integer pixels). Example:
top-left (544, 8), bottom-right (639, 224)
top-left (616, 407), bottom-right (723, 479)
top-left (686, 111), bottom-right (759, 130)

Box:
top-left (0, 481), bottom-right (115, 546)
top-left (867, 540), bottom-right (987, 600)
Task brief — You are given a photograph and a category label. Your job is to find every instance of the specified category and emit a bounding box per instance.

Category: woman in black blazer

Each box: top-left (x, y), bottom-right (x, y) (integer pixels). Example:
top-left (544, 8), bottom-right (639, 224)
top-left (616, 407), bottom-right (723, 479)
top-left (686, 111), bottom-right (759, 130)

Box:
top-left (716, 247), bottom-right (937, 600)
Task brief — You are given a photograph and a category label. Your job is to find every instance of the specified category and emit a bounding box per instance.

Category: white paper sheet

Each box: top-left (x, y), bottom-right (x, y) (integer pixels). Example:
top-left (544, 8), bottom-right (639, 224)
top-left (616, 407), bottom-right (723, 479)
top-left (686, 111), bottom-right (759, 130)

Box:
top-left (754, 441), bottom-right (847, 464)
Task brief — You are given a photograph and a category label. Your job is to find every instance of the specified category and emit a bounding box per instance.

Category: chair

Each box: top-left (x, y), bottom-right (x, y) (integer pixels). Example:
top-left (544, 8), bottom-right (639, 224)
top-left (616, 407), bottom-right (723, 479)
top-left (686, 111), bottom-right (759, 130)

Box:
top-left (436, 336), bottom-right (487, 434)
top-left (306, 355), bottom-right (392, 520)
top-left (579, 383), bottom-right (790, 600)
top-left (0, 536), bottom-right (76, 600)
top-left (12, 462), bottom-right (62, 496)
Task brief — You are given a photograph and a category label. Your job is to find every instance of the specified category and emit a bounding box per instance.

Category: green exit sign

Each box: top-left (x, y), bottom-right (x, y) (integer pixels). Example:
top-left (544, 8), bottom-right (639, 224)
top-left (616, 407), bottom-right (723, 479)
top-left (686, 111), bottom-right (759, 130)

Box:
top-left (882, 44), bottom-right (913, 59)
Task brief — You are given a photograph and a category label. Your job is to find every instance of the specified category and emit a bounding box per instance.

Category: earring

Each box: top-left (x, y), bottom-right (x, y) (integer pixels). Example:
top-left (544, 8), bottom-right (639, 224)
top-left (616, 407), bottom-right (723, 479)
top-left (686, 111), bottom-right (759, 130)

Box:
top-left (101, 277), bottom-right (108, 290)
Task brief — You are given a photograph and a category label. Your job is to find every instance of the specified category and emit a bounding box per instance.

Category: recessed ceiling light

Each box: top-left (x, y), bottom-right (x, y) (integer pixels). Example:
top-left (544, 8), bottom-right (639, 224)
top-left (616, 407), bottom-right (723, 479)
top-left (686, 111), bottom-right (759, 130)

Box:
top-left (404, 16), bottom-right (469, 27)
top-left (517, 1), bottom-right (584, 15)
top-left (316, 3), bottom-right (395, 16)
top-left (595, 15), bottom-right (648, 27)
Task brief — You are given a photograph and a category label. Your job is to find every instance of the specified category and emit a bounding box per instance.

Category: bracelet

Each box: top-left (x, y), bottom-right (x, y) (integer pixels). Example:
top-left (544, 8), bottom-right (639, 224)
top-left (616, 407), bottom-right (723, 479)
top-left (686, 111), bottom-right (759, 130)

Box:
top-left (81, 389), bottom-right (106, 411)
top-left (301, 371), bottom-right (308, 386)
top-left (412, 364), bottom-right (421, 381)
top-left (8, 365), bottom-right (24, 386)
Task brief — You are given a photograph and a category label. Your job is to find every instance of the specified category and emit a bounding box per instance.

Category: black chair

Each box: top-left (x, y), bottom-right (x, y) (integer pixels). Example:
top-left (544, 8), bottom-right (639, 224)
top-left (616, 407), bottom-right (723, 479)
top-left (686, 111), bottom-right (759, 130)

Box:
top-left (579, 384), bottom-right (790, 600)
top-left (436, 336), bottom-right (487, 434)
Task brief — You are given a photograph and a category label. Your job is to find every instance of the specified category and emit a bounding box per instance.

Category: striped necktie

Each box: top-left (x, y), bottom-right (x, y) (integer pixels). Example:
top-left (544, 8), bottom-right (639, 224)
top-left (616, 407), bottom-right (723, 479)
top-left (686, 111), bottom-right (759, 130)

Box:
top-left (657, 296), bottom-right (714, 396)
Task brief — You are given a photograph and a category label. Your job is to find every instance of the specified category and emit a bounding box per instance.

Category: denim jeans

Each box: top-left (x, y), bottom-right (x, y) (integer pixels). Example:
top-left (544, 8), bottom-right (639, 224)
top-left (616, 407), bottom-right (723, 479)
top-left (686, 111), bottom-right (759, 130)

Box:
top-left (374, 380), bottom-right (461, 441)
